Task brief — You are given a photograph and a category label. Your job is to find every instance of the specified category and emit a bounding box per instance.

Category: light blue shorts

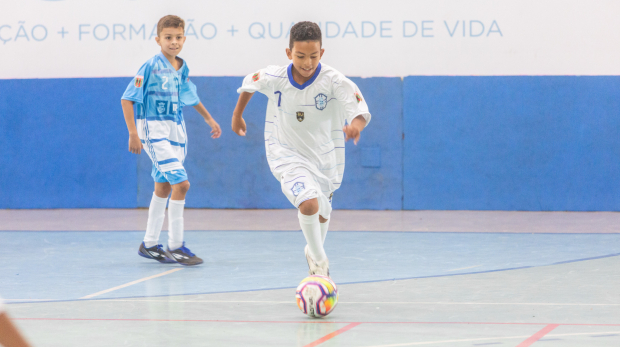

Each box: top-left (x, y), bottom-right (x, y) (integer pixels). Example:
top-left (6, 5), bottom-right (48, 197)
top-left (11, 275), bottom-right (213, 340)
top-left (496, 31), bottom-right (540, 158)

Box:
top-left (151, 165), bottom-right (188, 185)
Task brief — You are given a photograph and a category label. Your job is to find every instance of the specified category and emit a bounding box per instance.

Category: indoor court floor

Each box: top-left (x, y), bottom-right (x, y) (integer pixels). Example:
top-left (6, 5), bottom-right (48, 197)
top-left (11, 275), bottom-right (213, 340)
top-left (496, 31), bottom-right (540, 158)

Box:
top-left (1, 209), bottom-right (619, 346)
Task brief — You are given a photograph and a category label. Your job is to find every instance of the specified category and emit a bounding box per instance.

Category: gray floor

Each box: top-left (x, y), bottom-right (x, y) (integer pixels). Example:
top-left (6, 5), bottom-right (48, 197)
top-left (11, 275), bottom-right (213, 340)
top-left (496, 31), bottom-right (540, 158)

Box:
top-left (2, 209), bottom-right (620, 347)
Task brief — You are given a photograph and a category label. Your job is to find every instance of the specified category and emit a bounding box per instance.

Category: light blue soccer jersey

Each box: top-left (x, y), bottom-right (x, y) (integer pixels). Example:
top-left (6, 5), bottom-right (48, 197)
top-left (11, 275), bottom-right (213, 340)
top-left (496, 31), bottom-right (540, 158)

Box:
top-left (121, 52), bottom-right (200, 174)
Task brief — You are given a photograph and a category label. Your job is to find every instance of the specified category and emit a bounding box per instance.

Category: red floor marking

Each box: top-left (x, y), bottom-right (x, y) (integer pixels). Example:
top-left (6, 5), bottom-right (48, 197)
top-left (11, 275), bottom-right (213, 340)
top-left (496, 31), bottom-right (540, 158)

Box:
top-left (515, 324), bottom-right (560, 347)
top-left (303, 322), bottom-right (361, 347)
top-left (11, 318), bottom-right (620, 327)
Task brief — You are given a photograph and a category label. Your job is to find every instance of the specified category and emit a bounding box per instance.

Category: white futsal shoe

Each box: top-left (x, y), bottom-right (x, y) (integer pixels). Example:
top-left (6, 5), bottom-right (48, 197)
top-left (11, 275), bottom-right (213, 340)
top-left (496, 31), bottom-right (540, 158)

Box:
top-left (304, 245), bottom-right (330, 277)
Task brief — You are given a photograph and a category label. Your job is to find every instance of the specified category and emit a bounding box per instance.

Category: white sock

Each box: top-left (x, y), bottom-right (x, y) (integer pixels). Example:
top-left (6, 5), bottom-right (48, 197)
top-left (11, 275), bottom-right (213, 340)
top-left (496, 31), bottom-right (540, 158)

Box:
top-left (298, 210), bottom-right (327, 264)
top-left (320, 216), bottom-right (330, 245)
top-left (144, 193), bottom-right (168, 248)
top-left (168, 199), bottom-right (185, 250)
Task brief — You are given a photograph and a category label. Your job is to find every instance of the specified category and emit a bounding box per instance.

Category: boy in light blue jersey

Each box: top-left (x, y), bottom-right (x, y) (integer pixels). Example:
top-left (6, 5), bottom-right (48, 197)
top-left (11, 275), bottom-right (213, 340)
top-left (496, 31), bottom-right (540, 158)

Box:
top-left (121, 15), bottom-right (221, 266)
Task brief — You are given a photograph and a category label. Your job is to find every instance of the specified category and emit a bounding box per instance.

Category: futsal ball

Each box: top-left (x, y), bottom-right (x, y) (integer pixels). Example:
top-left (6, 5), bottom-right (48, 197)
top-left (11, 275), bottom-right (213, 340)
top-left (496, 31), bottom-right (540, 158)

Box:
top-left (296, 275), bottom-right (339, 317)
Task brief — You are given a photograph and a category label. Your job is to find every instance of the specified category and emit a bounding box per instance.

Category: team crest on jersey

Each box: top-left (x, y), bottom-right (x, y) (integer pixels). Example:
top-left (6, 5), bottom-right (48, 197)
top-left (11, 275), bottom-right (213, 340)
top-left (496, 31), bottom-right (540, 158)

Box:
top-left (315, 93), bottom-right (328, 110)
top-left (355, 92), bottom-right (362, 103)
top-left (296, 111), bottom-right (305, 122)
top-left (156, 100), bottom-right (168, 115)
top-left (134, 75), bottom-right (144, 88)
top-left (291, 182), bottom-right (305, 196)
top-left (252, 72), bottom-right (260, 82)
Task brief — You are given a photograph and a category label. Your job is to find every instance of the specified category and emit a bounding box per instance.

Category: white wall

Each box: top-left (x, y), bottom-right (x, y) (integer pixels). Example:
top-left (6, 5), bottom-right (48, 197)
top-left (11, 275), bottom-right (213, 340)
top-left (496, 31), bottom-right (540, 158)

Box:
top-left (2, 0), bottom-right (619, 78)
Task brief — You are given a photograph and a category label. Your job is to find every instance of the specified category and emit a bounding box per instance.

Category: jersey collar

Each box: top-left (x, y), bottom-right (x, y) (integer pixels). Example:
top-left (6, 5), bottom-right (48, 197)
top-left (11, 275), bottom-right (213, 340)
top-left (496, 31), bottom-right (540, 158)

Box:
top-left (287, 63), bottom-right (322, 90)
top-left (157, 52), bottom-right (185, 73)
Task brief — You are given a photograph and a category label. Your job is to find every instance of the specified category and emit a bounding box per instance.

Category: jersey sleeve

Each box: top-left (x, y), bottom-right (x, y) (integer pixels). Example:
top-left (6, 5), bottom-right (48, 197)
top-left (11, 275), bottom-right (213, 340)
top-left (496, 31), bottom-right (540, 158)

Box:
top-left (237, 67), bottom-right (274, 95)
top-left (179, 78), bottom-right (200, 107)
top-left (333, 77), bottom-right (371, 126)
top-left (121, 62), bottom-right (151, 104)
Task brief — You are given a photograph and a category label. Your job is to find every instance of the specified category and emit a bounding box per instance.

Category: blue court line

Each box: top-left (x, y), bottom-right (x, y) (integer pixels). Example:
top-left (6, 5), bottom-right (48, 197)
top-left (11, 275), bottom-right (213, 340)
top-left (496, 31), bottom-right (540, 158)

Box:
top-left (3, 230), bottom-right (620, 235)
top-left (7, 252), bottom-right (619, 306)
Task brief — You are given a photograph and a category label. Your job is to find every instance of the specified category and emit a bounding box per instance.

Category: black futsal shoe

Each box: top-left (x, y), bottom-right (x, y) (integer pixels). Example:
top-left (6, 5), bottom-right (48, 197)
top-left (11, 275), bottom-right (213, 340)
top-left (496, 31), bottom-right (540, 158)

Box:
top-left (166, 242), bottom-right (203, 266)
top-left (138, 242), bottom-right (176, 263)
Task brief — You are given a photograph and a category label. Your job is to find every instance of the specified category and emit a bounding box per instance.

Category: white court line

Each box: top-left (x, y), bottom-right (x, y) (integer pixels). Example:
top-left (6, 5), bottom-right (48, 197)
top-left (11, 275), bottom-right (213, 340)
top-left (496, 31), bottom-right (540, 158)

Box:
top-left (93, 299), bottom-right (620, 306)
top-left (446, 265), bottom-right (482, 272)
top-left (363, 331), bottom-right (620, 347)
top-left (80, 268), bottom-right (183, 299)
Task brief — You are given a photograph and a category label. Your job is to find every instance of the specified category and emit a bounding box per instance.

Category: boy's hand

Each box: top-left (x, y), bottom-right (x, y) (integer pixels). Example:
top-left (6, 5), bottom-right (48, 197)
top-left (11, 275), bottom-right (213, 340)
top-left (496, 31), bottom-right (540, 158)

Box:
top-left (232, 116), bottom-right (247, 136)
top-left (206, 119), bottom-right (222, 139)
top-left (343, 116), bottom-right (367, 145)
top-left (128, 134), bottom-right (142, 154)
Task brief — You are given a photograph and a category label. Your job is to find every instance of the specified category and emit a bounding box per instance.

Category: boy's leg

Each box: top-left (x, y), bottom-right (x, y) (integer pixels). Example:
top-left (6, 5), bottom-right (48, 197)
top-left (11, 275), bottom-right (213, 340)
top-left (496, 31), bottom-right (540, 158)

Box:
top-left (163, 169), bottom-right (203, 266)
top-left (298, 199), bottom-right (327, 264)
top-left (168, 180), bottom-right (190, 251)
top-left (318, 192), bottom-right (333, 244)
top-left (138, 167), bottom-right (175, 263)
top-left (281, 167), bottom-right (329, 276)
top-left (319, 215), bottom-right (330, 245)
top-left (143, 182), bottom-right (171, 248)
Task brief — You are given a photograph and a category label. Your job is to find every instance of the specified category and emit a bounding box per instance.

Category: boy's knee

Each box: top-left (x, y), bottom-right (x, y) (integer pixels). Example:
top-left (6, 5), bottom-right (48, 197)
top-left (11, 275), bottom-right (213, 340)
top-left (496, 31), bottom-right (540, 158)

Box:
top-left (154, 182), bottom-right (171, 197)
top-left (173, 180), bottom-right (190, 193)
top-left (298, 198), bottom-right (319, 216)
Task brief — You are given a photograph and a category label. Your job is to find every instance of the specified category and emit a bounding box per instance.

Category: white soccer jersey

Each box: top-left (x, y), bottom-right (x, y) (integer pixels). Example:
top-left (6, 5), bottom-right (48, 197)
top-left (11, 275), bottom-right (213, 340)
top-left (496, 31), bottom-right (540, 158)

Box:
top-left (238, 63), bottom-right (371, 194)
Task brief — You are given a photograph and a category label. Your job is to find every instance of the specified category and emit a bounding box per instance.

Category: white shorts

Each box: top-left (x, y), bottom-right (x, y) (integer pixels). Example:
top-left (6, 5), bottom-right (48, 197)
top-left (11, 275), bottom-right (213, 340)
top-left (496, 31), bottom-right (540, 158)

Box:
top-left (280, 167), bottom-right (333, 218)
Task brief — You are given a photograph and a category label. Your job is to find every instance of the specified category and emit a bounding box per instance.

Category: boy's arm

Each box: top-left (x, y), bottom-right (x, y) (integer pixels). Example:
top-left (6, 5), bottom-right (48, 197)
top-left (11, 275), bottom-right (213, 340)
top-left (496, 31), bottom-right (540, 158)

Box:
top-left (121, 99), bottom-right (143, 154)
top-left (192, 102), bottom-right (221, 139)
top-left (231, 92), bottom-right (254, 136)
top-left (0, 312), bottom-right (32, 347)
top-left (343, 115), bottom-right (367, 145)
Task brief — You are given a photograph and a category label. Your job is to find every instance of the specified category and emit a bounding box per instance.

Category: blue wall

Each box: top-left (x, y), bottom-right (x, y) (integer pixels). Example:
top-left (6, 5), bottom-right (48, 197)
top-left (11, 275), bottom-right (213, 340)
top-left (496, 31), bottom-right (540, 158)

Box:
top-left (0, 78), bottom-right (137, 208)
top-left (2, 76), bottom-right (618, 210)
top-left (403, 76), bottom-right (620, 211)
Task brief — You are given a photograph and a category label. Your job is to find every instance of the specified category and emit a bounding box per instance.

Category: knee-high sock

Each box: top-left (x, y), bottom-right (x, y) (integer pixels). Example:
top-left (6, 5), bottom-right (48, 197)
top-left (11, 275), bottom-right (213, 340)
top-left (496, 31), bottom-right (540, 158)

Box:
top-left (320, 217), bottom-right (330, 245)
top-left (299, 210), bottom-right (327, 264)
top-left (144, 193), bottom-right (168, 248)
top-left (168, 199), bottom-right (185, 250)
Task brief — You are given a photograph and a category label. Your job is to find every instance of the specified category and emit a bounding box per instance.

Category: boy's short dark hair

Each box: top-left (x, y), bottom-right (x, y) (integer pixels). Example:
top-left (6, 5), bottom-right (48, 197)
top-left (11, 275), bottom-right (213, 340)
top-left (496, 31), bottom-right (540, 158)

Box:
top-left (289, 21), bottom-right (322, 50)
top-left (157, 15), bottom-right (185, 36)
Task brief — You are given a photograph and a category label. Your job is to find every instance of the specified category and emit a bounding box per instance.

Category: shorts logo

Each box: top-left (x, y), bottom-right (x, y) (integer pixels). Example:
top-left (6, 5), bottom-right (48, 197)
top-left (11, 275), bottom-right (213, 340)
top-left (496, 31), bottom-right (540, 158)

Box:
top-left (252, 72), bottom-right (260, 82)
top-left (134, 75), bottom-right (144, 88)
top-left (156, 100), bottom-right (168, 115)
top-left (296, 111), bottom-right (304, 122)
top-left (329, 192), bottom-right (334, 203)
top-left (355, 92), bottom-right (362, 103)
top-left (291, 182), bottom-right (305, 196)
top-left (315, 93), bottom-right (328, 110)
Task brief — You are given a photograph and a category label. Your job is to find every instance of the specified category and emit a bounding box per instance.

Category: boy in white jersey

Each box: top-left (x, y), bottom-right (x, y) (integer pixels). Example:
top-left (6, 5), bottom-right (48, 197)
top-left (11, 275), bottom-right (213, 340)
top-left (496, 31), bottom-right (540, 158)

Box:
top-left (121, 15), bottom-right (221, 265)
top-left (232, 22), bottom-right (371, 276)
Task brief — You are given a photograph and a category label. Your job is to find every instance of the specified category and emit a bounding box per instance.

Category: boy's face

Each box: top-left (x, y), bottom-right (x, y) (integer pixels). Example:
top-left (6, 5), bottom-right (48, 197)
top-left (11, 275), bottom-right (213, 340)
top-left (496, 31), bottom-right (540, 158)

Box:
top-left (156, 27), bottom-right (186, 58)
top-left (286, 41), bottom-right (324, 79)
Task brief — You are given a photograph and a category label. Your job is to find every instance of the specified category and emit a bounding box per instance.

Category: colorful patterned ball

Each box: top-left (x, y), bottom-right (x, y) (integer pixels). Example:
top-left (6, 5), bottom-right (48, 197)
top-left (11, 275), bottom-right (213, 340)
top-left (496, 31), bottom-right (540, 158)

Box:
top-left (296, 275), bottom-right (339, 317)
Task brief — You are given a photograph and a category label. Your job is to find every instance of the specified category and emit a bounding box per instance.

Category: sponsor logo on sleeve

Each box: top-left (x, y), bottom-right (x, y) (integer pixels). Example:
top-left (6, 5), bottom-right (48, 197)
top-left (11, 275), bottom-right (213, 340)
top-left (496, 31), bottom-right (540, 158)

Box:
top-left (296, 111), bottom-right (305, 122)
top-left (134, 75), bottom-right (144, 88)
top-left (355, 92), bottom-right (362, 103)
top-left (252, 72), bottom-right (260, 82)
